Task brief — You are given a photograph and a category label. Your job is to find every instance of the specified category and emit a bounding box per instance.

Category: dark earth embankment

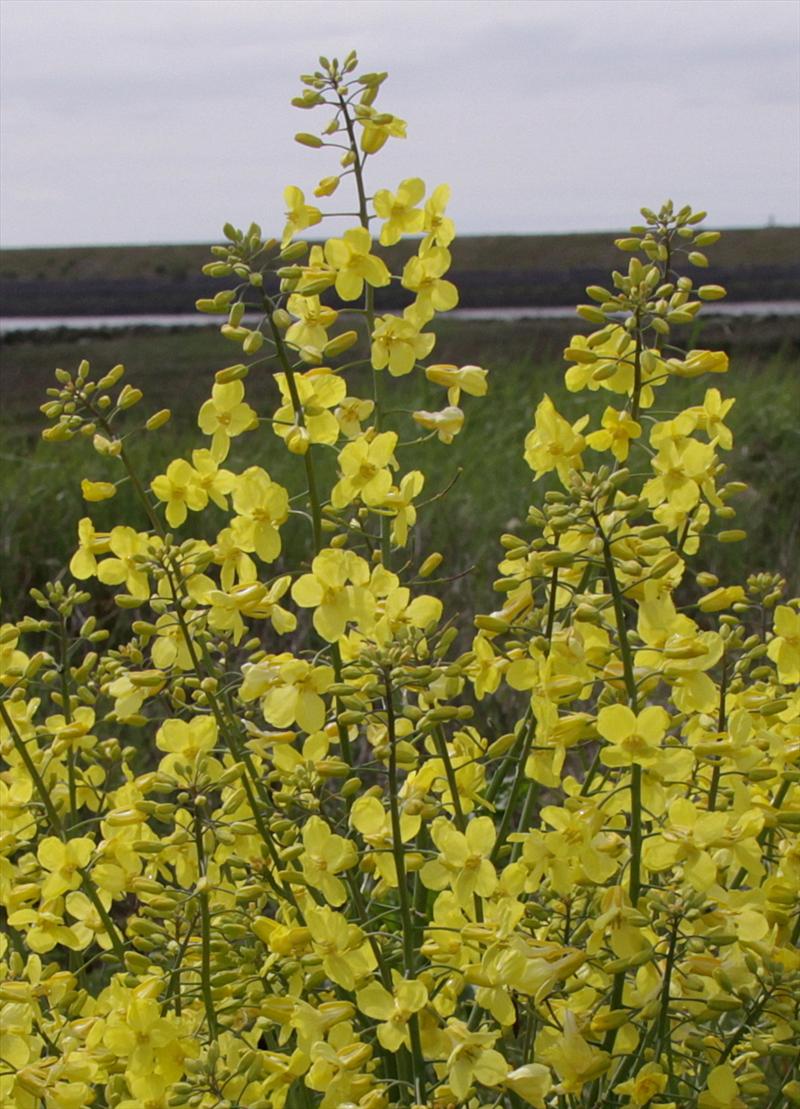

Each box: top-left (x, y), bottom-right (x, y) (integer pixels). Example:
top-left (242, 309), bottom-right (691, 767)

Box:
top-left (2, 228), bottom-right (798, 317)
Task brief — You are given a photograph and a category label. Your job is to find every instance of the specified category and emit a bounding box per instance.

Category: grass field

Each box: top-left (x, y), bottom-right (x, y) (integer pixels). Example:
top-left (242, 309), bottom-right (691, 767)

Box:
top-left (2, 317), bottom-right (798, 618)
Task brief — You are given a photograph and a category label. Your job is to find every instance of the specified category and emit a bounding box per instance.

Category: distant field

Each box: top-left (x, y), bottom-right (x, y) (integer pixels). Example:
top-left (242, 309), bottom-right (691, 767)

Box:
top-left (2, 227), bottom-right (799, 317)
top-left (2, 226), bottom-right (798, 617)
top-left (1, 317), bottom-right (798, 617)
top-left (3, 227), bottom-right (800, 281)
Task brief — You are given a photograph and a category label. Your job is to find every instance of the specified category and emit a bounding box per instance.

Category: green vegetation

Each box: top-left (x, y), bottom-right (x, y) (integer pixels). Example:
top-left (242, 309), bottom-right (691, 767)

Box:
top-left (2, 321), bottom-right (797, 618)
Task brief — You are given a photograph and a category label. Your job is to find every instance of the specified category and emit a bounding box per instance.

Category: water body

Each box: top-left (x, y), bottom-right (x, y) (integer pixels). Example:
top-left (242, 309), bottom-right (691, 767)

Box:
top-left (1, 301), bottom-right (799, 334)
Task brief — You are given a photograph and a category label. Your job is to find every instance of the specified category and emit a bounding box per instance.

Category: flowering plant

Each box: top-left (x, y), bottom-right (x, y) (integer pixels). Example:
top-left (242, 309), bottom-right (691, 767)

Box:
top-left (2, 52), bottom-right (799, 1109)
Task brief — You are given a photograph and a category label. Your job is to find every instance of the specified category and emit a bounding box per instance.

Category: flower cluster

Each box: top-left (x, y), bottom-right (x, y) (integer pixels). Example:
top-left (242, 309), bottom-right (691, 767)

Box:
top-left (2, 52), bottom-right (799, 1109)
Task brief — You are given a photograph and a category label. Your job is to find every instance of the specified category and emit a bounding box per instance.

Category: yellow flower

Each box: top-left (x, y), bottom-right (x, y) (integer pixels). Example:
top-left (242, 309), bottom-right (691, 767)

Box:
top-left (211, 526), bottom-right (257, 591)
top-left (300, 815), bottom-right (357, 905)
top-left (230, 466), bottom-right (290, 562)
top-left (614, 1061), bottom-right (668, 1105)
top-left (96, 526), bottom-right (150, 597)
top-left (357, 971), bottom-right (428, 1050)
top-left (412, 405), bottom-right (464, 444)
top-left (687, 387), bottom-right (735, 449)
top-left (350, 794), bottom-right (420, 887)
top-left (698, 1064), bottom-right (745, 1109)
top-left (666, 348), bottom-right (729, 378)
top-left (324, 227), bottom-right (390, 301)
top-left (37, 835), bottom-right (94, 899)
top-left (204, 578), bottom-right (296, 644)
top-left (422, 183), bottom-right (455, 249)
top-left (357, 107), bottom-right (407, 153)
top-left (383, 470), bottom-right (424, 546)
top-left (304, 905), bottom-right (377, 990)
top-left (273, 367), bottom-right (346, 447)
top-left (540, 1009), bottom-right (611, 1095)
top-left (291, 549), bottom-right (373, 642)
top-left (69, 516), bottom-right (111, 581)
top-left (150, 458), bottom-right (207, 527)
top-left (198, 380), bottom-right (258, 461)
top-left (243, 656), bottom-right (334, 733)
top-left (6, 902), bottom-right (82, 953)
top-left (373, 177), bottom-right (425, 245)
top-left (190, 448), bottom-right (236, 509)
top-left (295, 243), bottom-right (337, 293)
top-left (642, 437), bottom-right (716, 513)
top-left (442, 1019), bottom-right (508, 1100)
top-left (643, 797), bottom-right (728, 891)
top-left (65, 888), bottom-right (116, 950)
top-left (401, 244), bottom-right (458, 323)
top-left (425, 362), bottom-right (488, 405)
top-left (468, 634), bottom-right (508, 700)
top-left (149, 612), bottom-right (195, 670)
top-left (524, 395), bottom-right (588, 483)
top-left (285, 293), bottom-right (339, 350)
top-left (596, 704), bottom-right (669, 768)
top-left (331, 431), bottom-right (397, 508)
top-left (282, 184), bottom-right (322, 246)
top-left (45, 705), bottom-right (96, 758)
top-left (0, 776), bottom-right (34, 839)
top-left (504, 1063), bottom-right (552, 1108)
top-left (767, 605), bottom-right (800, 684)
top-left (103, 995), bottom-right (185, 1079)
top-left (80, 478), bottom-right (116, 501)
top-left (156, 715), bottom-right (217, 776)
top-left (370, 313), bottom-right (435, 375)
top-left (421, 815), bottom-right (498, 906)
top-left (335, 395), bottom-right (374, 439)
top-left (586, 406), bottom-right (642, 462)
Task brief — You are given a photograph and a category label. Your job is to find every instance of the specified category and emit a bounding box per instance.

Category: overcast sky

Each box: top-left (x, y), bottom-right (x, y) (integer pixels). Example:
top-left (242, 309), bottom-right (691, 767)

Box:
top-left (1, 0), bottom-right (798, 247)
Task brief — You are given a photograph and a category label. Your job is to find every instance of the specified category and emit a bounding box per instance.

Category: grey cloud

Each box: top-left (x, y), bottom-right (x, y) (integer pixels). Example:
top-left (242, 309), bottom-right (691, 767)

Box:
top-left (1, 0), bottom-right (797, 245)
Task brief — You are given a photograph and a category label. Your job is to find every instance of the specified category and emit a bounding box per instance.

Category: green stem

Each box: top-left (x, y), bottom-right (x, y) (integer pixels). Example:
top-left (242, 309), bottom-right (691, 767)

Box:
top-left (708, 656), bottom-right (727, 811)
top-left (490, 714), bottom-right (536, 864)
top-left (77, 873), bottom-right (126, 962)
top-left (336, 92), bottom-right (390, 565)
top-left (655, 915), bottom-right (680, 1087)
top-left (631, 316), bottom-right (643, 423)
top-left (0, 699), bottom-right (64, 834)
top-left (717, 987), bottom-right (772, 1065)
top-left (193, 809), bottom-right (219, 1039)
top-left (265, 300), bottom-right (323, 553)
top-left (595, 512), bottom-right (642, 905)
top-left (510, 779), bottom-right (540, 863)
top-left (56, 614), bottom-right (79, 830)
top-left (384, 668), bottom-right (426, 1105)
top-left (484, 708), bottom-right (533, 807)
top-left (432, 726), bottom-right (466, 832)
top-left (545, 566), bottom-right (559, 639)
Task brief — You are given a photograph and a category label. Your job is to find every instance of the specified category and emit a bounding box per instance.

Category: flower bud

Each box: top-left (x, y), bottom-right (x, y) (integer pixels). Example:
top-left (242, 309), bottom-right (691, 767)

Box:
top-left (295, 132), bottom-right (323, 147)
top-left (577, 305), bottom-right (607, 324)
top-left (285, 426), bottom-right (310, 455)
top-left (419, 552), bottom-right (443, 577)
top-left (314, 175), bottom-right (340, 197)
top-left (243, 330), bottom-right (264, 355)
top-left (324, 330), bottom-right (359, 357)
top-left (215, 363), bottom-right (249, 384)
top-left (81, 479), bottom-right (116, 502)
top-left (118, 384), bottom-right (143, 409)
top-left (145, 408), bottom-right (171, 430)
top-left (97, 364), bottom-right (125, 389)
